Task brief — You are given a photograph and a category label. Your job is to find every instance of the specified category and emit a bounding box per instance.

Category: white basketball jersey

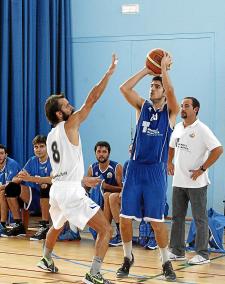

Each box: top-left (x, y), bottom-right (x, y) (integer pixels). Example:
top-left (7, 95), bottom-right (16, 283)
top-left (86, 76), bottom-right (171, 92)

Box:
top-left (47, 121), bottom-right (84, 182)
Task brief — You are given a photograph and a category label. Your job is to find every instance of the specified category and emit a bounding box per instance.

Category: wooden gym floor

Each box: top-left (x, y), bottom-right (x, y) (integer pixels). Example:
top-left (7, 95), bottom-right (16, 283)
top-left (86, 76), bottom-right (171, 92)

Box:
top-left (0, 228), bottom-right (225, 284)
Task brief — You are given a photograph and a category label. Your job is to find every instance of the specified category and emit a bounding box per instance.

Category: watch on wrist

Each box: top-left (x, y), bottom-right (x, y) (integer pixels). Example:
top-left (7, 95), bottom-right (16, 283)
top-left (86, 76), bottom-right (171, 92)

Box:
top-left (200, 165), bottom-right (206, 172)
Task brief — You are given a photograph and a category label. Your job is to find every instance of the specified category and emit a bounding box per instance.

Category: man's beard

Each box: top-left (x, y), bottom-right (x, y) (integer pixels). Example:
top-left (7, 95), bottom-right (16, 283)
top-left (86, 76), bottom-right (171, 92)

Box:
top-left (97, 157), bottom-right (108, 164)
top-left (62, 109), bottom-right (74, 121)
top-left (181, 112), bottom-right (187, 119)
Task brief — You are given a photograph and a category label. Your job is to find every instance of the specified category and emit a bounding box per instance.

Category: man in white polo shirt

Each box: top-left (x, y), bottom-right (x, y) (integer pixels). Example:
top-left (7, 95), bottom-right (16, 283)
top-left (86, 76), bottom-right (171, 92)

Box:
top-left (168, 97), bottom-right (223, 265)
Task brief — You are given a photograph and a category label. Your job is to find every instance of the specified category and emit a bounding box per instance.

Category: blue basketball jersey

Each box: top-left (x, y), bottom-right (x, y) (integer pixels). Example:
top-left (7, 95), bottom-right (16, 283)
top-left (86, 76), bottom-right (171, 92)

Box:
top-left (91, 160), bottom-right (119, 186)
top-left (23, 156), bottom-right (52, 190)
top-left (0, 157), bottom-right (21, 185)
top-left (132, 100), bottom-right (172, 163)
top-left (122, 159), bottom-right (130, 182)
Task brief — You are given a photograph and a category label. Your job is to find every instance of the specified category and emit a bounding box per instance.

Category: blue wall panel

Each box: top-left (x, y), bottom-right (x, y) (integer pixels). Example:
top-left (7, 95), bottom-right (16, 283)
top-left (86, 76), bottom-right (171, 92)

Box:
top-left (71, 0), bottom-right (225, 214)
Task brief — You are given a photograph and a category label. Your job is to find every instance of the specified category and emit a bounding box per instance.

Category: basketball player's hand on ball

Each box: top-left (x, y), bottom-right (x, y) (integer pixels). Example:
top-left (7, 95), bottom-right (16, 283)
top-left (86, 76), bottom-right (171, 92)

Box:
top-left (145, 66), bottom-right (158, 76)
top-left (82, 176), bottom-right (101, 188)
top-left (161, 52), bottom-right (173, 71)
top-left (107, 53), bottom-right (118, 75)
top-left (167, 161), bottom-right (174, 176)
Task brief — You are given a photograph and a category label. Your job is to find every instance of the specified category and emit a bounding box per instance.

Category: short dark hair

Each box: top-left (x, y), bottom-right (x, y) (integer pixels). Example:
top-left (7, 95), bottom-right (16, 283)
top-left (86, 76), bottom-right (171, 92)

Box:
top-left (152, 76), bottom-right (163, 85)
top-left (45, 93), bottom-right (65, 126)
top-left (32, 135), bottom-right (47, 145)
top-left (0, 144), bottom-right (7, 153)
top-left (94, 141), bottom-right (111, 153)
top-left (184, 97), bottom-right (200, 115)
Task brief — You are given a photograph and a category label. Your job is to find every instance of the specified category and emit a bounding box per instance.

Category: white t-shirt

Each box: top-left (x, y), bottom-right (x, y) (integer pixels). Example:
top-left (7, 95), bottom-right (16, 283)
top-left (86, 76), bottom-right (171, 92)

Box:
top-left (47, 121), bottom-right (84, 182)
top-left (170, 119), bottom-right (221, 188)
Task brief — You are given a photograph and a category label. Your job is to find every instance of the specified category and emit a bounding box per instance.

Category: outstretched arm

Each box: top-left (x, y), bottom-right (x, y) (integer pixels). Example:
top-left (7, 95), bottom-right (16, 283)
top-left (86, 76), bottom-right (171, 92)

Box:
top-left (66, 54), bottom-right (118, 131)
top-left (161, 52), bottom-right (180, 127)
top-left (120, 68), bottom-right (149, 114)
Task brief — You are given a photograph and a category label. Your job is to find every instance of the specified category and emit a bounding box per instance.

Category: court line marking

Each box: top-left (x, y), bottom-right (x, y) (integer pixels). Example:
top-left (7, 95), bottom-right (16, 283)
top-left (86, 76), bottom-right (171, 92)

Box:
top-left (0, 250), bottom-right (225, 283)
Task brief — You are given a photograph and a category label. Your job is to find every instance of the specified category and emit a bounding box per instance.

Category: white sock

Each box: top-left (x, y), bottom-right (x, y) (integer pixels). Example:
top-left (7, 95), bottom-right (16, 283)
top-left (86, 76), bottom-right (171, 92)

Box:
top-left (90, 256), bottom-right (102, 275)
top-left (159, 247), bottom-right (169, 264)
top-left (43, 246), bottom-right (52, 261)
top-left (123, 241), bottom-right (132, 260)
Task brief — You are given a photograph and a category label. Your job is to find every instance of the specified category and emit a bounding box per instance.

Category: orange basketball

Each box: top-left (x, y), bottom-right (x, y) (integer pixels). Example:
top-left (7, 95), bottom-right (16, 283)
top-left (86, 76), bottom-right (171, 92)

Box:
top-left (146, 48), bottom-right (165, 74)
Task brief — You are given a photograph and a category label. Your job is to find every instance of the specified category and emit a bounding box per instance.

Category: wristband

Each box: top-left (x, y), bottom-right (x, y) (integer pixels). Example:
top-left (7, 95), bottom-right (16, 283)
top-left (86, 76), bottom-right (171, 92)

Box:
top-left (200, 165), bottom-right (206, 172)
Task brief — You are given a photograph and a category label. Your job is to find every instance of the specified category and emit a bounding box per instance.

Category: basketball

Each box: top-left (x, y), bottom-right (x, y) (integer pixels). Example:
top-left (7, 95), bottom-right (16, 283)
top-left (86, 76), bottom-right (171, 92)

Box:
top-left (146, 48), bottom-right (165, 74)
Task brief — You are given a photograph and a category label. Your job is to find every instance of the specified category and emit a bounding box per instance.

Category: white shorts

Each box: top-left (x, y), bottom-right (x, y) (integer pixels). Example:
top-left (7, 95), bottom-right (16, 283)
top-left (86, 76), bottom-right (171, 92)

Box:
top-left (49, 181), bottom-right (100, 230)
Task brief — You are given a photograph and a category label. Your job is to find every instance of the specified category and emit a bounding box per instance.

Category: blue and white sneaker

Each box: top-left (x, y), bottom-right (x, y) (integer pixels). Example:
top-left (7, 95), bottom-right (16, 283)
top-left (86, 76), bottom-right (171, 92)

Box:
top-left (58, 229), bottom-right (81, 241)
top-left (145, 237), bottom-right (158, 250)
top-left (109, 234), bottom-right (122, 247)
top-left (0, 224), bottom-right (7, 236)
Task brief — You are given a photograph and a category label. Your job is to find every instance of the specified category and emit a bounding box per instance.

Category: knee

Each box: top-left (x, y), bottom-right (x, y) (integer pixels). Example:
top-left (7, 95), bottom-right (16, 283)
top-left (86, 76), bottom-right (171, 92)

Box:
top-left (99, 223), bottom-right (113, 239)
top-left (151, 222), bottom-right (165, 234)
top-left (103, 192), bottom-right (110, 199)
top-left (103, 192), bottom-right (111, 204)
top-left (40, 185), bottom-right (51, 198)
top-left (107, 224), bottom-right (113, 238)
top-left (5, 182), bottom-right (21, 198)
top-left (109, 193), bottom-right (119, 205)
top-left (120, 217), bottom-right (131, 231)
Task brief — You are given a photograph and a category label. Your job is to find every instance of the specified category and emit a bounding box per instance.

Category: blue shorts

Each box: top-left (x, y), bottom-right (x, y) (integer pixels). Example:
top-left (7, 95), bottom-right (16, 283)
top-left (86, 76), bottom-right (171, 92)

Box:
top-left (121, 160), bottom-right (167, 222)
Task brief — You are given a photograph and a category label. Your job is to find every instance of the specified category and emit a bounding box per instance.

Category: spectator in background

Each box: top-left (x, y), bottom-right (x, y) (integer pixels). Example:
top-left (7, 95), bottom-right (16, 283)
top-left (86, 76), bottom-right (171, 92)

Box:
top-left (168, 97), bottom-right (223, 265)
top-left (0, 144), bottom-right (21, 235)
top-left (87, 141), bottom-right (123, 246)
top-left (3, 135), bottom-right (52, 240)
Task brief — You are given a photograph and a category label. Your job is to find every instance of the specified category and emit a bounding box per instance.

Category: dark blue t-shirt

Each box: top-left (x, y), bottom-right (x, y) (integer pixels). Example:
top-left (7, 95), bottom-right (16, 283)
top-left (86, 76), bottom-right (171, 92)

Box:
top-left (132, 101), bottom-right (172, 163)
top-left (91, 160), bottom-right (119, 186)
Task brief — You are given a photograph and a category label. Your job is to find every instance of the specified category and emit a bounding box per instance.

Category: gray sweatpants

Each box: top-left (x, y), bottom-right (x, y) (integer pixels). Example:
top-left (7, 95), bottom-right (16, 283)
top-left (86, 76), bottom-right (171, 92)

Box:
top-left (169, 186), bottom-right (209, 259)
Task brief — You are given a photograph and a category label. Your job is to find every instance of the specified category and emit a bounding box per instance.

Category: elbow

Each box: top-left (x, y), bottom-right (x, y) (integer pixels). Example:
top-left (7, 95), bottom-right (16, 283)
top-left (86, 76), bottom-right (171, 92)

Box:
top-left (120, 84), bottom-right (128, 96)
top-left (213, 146), bottom-right (224, 158)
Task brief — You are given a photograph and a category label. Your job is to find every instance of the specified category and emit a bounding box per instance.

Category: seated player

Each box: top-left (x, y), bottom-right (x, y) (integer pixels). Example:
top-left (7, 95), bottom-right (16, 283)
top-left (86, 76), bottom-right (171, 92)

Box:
top-left (0, 144), bottom-right (21, 235)
top-left (2, 135), bottom-right (52, 239)
top-left (87, 141), bottom-right (123, 246)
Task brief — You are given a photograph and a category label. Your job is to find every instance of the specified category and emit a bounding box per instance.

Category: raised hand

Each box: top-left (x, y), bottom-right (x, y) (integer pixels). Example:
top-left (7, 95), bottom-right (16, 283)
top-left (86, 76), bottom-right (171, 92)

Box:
top-left (161, 51), bottom-right (173, 71)
top-left (107, 53), bottom-right (118, 75)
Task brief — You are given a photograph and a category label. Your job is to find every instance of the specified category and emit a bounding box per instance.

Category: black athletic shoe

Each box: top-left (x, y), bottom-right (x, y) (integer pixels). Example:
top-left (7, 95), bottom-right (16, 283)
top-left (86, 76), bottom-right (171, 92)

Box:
top-left (1, 223), bottom-right (26, 237)
top-left (83, 272), bottom-right (113, 284)
top-left (162, 260), bottom-right (176, 282)
top-left (30, 226), bottom-right (49, 241)
top-left (116, 253), bottom-right (134, 278)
